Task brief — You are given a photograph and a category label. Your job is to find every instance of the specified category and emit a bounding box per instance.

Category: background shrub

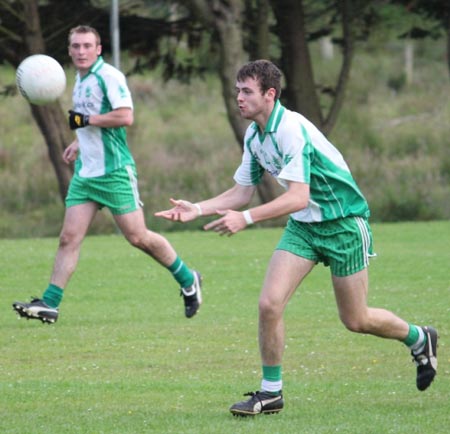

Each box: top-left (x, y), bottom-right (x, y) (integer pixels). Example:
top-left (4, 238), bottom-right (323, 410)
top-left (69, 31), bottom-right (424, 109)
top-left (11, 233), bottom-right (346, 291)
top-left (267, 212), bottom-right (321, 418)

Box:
top-left (0, 37), bottom-right (449, 238)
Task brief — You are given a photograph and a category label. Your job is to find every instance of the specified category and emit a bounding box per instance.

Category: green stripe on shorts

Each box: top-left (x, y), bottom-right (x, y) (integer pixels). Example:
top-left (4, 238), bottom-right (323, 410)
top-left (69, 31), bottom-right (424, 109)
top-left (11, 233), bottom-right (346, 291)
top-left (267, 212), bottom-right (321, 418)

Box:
top-left (276, 216), bottom-right (374, 277)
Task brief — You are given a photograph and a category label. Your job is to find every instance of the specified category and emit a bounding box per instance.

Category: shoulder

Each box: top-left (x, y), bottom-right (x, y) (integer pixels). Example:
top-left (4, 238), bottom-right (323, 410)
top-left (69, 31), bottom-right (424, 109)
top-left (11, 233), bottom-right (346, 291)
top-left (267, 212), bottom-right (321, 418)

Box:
top-left (96, 62), bottom-right (127, 82)
top-left (279, 107), bottom-right (304, 126)
top-left (275, 108), bottom-right (305, 137)
top-left (278, 109), bottom-right (322, 140)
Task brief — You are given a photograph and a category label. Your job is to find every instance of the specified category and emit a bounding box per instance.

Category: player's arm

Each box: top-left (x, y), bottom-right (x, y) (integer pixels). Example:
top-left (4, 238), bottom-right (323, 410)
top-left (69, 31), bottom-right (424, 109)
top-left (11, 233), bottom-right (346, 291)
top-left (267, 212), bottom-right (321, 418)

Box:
top-left (68, 107), bottom-right (133, 129)
top-left (154, 183), bottom-right (256, 223)
top-left (88, 107), bottom-right (133, 128)
top-left (204, 181), bottom-right (309, 236)
top-left (197, 183), bottom-right (255, 216)
top-left (240, 181), bottom-right (309, 223)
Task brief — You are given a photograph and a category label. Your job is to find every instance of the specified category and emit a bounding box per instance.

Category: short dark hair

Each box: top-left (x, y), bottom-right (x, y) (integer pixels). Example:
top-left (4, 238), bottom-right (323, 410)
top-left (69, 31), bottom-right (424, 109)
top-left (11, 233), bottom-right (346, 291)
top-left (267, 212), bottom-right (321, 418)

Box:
top-left (68, 25), bottom-right (101, 46)
top-left (236, 60), bottom-right (282, 100)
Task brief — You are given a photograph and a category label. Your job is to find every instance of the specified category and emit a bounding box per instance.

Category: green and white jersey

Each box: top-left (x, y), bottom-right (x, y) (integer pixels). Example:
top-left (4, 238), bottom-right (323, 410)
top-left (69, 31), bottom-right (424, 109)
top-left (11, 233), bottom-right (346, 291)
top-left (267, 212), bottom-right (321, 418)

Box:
top-left (233, 100), bottom-right (370, 222)
top-left (72, 56), bottom-right (134, 178)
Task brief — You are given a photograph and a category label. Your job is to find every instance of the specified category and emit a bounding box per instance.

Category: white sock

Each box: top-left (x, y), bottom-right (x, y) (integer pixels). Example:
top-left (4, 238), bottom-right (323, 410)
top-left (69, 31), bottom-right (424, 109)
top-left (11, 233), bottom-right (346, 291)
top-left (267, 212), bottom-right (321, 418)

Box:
top-left (261, 379), bottom-right (282, 393)
top-left (411, 327), bottom-right (426, 354)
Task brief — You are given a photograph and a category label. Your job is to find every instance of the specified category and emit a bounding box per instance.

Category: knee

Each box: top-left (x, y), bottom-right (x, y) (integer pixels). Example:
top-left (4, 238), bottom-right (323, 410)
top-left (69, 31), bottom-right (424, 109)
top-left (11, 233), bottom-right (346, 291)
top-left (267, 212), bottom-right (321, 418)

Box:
top-left (340, 314), bottom-right (369, 334)
top-left (59, 230), bottom-right (80, 249)
top-left (126, 228), bottom-right (159, 252)
top-left (126, 232), bottom-right (146, 249)
top-left (258, 295), bottom-right (282, 321)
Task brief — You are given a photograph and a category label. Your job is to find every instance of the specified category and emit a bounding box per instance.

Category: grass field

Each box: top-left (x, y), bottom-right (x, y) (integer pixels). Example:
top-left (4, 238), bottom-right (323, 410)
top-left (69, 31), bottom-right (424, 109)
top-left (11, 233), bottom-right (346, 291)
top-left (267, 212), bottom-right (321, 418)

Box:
top-left (0, 221), bottom-right (448, 433)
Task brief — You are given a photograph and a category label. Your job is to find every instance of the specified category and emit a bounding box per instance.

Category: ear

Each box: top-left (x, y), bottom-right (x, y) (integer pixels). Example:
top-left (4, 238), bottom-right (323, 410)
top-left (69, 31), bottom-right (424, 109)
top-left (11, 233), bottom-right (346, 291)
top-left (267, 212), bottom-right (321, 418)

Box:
top-left (266, 87), bottom-right (277, 101)
top-left (97, 44), bottom-right (102, 56)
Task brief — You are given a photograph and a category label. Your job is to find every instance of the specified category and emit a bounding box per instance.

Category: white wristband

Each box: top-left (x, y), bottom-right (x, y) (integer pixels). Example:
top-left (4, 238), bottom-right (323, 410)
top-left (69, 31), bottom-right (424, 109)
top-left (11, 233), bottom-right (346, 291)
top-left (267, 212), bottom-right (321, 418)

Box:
top-left (242, 210), bottom-right (254, 225)
top-left (193, 203), bottom-right (202, 216)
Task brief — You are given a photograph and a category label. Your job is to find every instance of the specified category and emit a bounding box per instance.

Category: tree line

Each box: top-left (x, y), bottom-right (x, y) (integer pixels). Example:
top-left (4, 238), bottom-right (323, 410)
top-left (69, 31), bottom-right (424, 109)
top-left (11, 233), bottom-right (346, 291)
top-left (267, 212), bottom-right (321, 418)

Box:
top-left (0, 0), bottom-right (448, 204)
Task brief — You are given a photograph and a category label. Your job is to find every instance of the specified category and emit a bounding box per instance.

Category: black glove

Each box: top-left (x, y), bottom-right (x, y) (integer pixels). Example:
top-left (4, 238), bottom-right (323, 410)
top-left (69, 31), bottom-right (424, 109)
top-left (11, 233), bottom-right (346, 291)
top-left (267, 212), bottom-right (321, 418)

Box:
top-left (68, 110), bottom-right (90, 130)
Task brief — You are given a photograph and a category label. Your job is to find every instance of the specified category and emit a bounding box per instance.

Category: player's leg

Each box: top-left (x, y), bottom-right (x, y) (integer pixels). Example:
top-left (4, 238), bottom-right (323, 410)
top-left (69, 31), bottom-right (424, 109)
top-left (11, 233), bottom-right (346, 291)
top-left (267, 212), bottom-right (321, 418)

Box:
top-left (259, 251), bottom-right (315, 366)
top-left (50, 202), bottom-right (98, 288)
top-left (99, 165), bottom-right (201, 318)
top-left (331, 252), bottom-right (437, 391)
top-left (114, 208), bottom-right (202, 318)
top-left (114, 207), bottom-right (177, 265)
top-left (230, 250), bottom-right (315, 416)
top-left (332, 268), bottom-right (410, 338)
top-left (12, 202), bottom-right (97, 323)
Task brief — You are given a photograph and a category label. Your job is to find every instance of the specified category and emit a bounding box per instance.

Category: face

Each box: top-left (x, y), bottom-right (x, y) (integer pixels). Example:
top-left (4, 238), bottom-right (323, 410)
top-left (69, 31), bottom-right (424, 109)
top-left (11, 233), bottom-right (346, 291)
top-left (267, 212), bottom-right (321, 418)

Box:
top-left (235, 77), bottom-right (275, 124)
top-left (68, 31), bottom-right (102, 75)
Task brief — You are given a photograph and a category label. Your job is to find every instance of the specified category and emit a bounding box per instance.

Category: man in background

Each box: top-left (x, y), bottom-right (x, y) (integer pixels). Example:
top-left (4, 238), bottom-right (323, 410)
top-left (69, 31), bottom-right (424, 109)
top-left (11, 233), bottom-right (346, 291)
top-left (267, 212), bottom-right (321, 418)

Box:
top-left (13, 25), bottom-right (202, 324)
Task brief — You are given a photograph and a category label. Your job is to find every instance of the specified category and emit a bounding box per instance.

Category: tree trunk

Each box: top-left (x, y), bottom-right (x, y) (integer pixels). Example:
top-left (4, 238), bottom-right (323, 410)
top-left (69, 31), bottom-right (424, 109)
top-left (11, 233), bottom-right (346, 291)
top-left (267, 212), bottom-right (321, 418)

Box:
top-left (212, 0), bottom-right (281, 204)
top-left (246, 0), bottom-right (271, 60)
top-left (30, 104), bottom-right (74, 199)
top-left (322, 0), bottom-right (354, 135)
top-left (447, 14), bottom-right (450, 80)
top-left (186, 0), bottom-right (248, 146)
top-left (270, 0), bottom-right (354, 136)
top-left (270, 0), bottom-right (323, 126)
top-left (186, 0), bottom-right (279, 203)
top-left (21, 0), bottom-right (72, 202)
top-left (250, 0), bottom-right (282, 201)
top-left (404, 40), bottom-right (414, 85)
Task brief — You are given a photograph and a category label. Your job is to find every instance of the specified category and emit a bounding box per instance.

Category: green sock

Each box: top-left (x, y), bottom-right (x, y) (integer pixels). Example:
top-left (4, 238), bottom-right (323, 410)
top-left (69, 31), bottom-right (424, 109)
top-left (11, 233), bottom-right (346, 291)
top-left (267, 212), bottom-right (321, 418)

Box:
top-left (167, 257), bottom-right (193, 288)
top-left (42, 284), bottom-right (64, 308)
top-left (262, 365), bottom-right (282, 395)
top-left (403, 324), bottom-right (426, 350)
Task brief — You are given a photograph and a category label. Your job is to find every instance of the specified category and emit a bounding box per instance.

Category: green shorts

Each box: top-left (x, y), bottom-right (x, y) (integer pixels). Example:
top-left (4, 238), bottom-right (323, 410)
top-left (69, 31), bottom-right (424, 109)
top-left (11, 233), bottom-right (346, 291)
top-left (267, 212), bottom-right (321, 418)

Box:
top-left (65, 165), bottom-right (142, 215)
top-left (276, 216), bottom-right (374, 277)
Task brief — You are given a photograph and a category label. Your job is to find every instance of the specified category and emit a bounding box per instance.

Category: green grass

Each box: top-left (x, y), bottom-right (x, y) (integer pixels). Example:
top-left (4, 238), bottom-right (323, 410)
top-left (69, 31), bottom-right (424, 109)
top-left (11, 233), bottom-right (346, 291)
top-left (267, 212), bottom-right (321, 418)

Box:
top-left (0, 221), bottom-right (449, 433)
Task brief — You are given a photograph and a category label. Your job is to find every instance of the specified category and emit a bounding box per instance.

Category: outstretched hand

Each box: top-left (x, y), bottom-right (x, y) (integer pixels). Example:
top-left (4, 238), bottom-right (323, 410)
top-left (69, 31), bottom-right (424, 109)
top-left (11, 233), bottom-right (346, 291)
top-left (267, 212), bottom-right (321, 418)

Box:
top-left (203, 209), bottom-right (248, 236)
top-left (155, 200), bottom-right (249, 235)
top-left (154, 198), bottom-right (200, 222)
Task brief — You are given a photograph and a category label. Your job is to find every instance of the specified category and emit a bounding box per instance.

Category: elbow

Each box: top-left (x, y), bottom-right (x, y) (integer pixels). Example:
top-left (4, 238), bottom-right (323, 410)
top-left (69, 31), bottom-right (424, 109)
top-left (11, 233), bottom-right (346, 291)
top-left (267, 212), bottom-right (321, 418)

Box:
top-left (242, 195), bottom-right (253, 208)
top-left (287, 182), bottom-right (310, 213)
top-left (124, 113), bottom-right (134, 126)
top-left (234, 184), bottom-right (255, 208)
top-left (298, 197), bottom-right (309, 211)
top-left (291, 195), bottom-right (309, 213)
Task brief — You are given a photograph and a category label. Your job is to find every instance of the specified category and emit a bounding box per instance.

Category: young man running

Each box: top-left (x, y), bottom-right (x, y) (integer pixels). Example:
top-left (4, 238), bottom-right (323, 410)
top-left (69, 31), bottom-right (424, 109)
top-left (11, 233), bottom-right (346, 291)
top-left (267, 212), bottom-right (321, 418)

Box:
top-left (155, 59), bottom-right (438, 416)
top-left (12, 25), bottom-right (202, 324)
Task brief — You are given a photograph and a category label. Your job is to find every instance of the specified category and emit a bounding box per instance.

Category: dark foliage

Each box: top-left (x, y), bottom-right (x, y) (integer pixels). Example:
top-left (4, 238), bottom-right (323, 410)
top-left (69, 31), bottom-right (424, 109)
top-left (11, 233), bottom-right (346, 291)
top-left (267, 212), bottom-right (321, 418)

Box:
top-left (0, 0), bottom-right (197, 76)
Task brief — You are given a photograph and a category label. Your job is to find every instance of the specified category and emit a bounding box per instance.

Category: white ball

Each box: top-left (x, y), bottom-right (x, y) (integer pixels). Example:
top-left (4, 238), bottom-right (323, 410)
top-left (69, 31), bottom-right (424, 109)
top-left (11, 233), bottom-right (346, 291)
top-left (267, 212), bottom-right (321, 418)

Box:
top-left (16, 54), bottom-right (66, 106)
